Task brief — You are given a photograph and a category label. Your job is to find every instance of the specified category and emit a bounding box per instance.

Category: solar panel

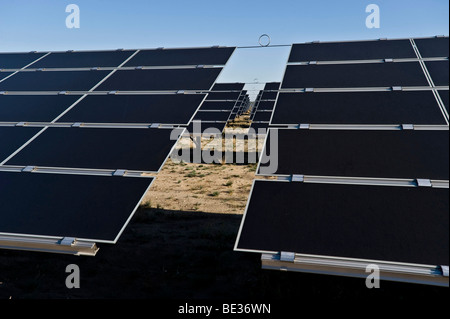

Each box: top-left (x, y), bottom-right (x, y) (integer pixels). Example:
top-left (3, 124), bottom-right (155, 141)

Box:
top-left (426, 60), bottom-right (449, 86)
top-left (439, 90), bottom-right (449, 113)
top-left (0, 171), bottom-right (153, 242)
top-left (270, 91), bottom-right (446, 125)
top-left (0, 52), bottom-right (46, 69)
top-left (185, 121), bottom-right (226, 134)
top-left (255, 101), bottom-right (276, 111)
top-left (236, 180), bottom-right (448, 267)
top-left (211, 82), bottom-right (245, 91)
top-left (281, 62), bottom-right (429, 89)
top-left (123, 47), bottom-right (235, 67)
top-left (0, 72), bottom-right (13, 81)
top-left (0, 70), bottom-right (111, 91)
top-left (192, 110), bottom-right (230, 122)
top-left (205, 91), bottom-right (242, 101)
top-left (252, 111), bottom-right (272, 122)
top-left (0, 45), bottom-right (234, 256)
top-left (6, 127), bottom-right (182, 172)
top-left (30, 50), bottom-right (136, 68)
top-left (199, 101), bottom-right (237, 111)
top-left (0, 95), bottom-right (80, 122)
top-left (288, 39), bottom-right (416, 62)
top-left (95, 68), bottom-right (222, 91)
top-left (57, 94), bottom-right (206, 125)
top-left (0, 126), bottom-right (41, 162)
top-left (237, 37), bottom-right (449, 286)
top-left (263, 82), bottom-right (281, 91)
top-left (260, 91), bottom-right (278, 100)
top-left (259, 129), bottom-right (449, 180)
top-left (414, 37), bottom-right (449, 58)
top-left (249, 122), bottom-right (270, 131)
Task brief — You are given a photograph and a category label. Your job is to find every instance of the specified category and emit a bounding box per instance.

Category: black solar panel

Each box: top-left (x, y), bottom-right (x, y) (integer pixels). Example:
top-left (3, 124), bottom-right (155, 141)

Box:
top-left (260, 91), bottom-right (278, 100)
top-left (263, 82), bottom-right (281, 90)
top-left (185, 121), bottom-right (226, 133)
top-left (255, 101), bottom-right (276, 111)
top-left (30, 50), bottom-right (136, 68)
top-left (211, 82), bottom-right (245, 91)
top-left (95, 68), bottom-right (221, 91)
top-left (289, 39), bottom-right (416, 62)
top-left (439, 90), bottom-right (449, 112)
top-left (0, 70), bottom-right (110, 91)
top-left (414, 37), bottom-right (449, 58)
top-left (57, 94), bottom-right (205, 125)
top-left (0, 126), bottom-right (41, 162)
top-left (252, 111), bottom-right (272, 122)
top-left (270, 91), bottom-right (446, 125)
top-left (193, 111), bottom-right (230, 122)
top-left (0, 171), bottom-right (153, 242)
top-left (0, 72), bottom-right (13, 81)
top-left (0, 45), bottom-right (234, 255)
top-left (206, 91), bottom-right (241, 101)
top-left (199, 101), bottom-right (236, 111)
top-left (124, 47), bottom-right (235, 67)
top-left (259, 129), bottom-right (449, 180)
top-left (250, 123), bottom-right (270, 131)
top-left (0, 52), bottom-right (46, 69)
top-left (236, 180), bottom-right (449, 266)
top-left (281, 62), bottom-right (428, 89)
top-left (6, 127), bottom-right (181, 172)
top-left (426, 61), bottom-right (449, 86)
top-left (0, 95), bottom-right (80, 122)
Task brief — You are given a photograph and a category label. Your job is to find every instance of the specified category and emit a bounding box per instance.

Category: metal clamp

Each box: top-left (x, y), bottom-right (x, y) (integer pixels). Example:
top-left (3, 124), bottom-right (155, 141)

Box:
top-left (440, 265), bottom-right (449, 277)
top-left (402, 124), bottom-right (414, 130)
top-left (22, 166), bottom-right (36, 173)
top-left (416, 179), bottom-right (432, 187)
top-left (291, 174), bottom-right (304, 182)
top-left (60, 237), bottom-right (76, 246)
top-left (280, 251), bottom-right (295, 262)
top-left (113, 169), bottom-right (127, 177)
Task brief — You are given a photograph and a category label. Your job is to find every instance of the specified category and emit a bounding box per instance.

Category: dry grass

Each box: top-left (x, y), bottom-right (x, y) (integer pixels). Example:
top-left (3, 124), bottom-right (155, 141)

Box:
top-left (143, 159), bottom-right (261, 214)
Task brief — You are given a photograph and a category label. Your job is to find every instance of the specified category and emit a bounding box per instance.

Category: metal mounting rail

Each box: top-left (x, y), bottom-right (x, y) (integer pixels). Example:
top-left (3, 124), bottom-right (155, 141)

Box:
top-left (0, 234), bottom-right (99, 256)
top-left (261, 253), bottom-right (449, 287)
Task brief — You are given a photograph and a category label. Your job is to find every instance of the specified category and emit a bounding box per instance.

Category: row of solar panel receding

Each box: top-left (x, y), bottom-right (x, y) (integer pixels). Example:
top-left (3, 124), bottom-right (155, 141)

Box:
top-left (0, 37), bottom-right (447, 71)
top-left (0, 89), bottom-right (447, 126)
top-left (1, 126), bottom-right (447, 179)
top-left (236, 180), bottom-right (449, 267)
top-left (236, 37), bottom-right (450, 274)
top-left (288, 37), bottom-right (449, 62)
top-left (0, 37), bottom-right (446, 250)
top-left (0, 60), bottom-right (447, 93)
top-left (0, 47), bottom-right (236, 69)
top-left (0, 48), bottom-right (240, 246)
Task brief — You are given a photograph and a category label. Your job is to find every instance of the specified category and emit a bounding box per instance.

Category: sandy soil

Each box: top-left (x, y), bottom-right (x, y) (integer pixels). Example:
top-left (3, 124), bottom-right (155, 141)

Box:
top-left (144, 160), bottom-right (258, 215)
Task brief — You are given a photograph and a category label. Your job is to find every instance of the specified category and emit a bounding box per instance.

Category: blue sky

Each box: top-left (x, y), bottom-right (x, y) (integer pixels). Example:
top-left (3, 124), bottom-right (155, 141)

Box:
top-left (0, 0), bottom-right (448, 85)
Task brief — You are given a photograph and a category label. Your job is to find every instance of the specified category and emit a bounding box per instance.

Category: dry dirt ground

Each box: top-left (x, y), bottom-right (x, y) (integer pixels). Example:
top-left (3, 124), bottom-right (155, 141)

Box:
top-left (0, 132), bottom-right (448, 302)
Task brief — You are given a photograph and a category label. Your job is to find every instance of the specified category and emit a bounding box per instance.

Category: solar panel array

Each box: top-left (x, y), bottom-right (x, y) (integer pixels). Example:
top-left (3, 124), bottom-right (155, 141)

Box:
top-left (235, 37), bottom-right (449, 286)
top-left (0, 46), bottom-right (235, 255)
top-left (189, 82), bottom-right (248, 133)
top-left (250, 82), bottom-right (280, 131)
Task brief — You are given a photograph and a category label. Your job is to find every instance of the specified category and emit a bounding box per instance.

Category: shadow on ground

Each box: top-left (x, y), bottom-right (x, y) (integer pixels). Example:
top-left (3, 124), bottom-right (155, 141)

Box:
top-left (0, 208), bottom-right (448, 300)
